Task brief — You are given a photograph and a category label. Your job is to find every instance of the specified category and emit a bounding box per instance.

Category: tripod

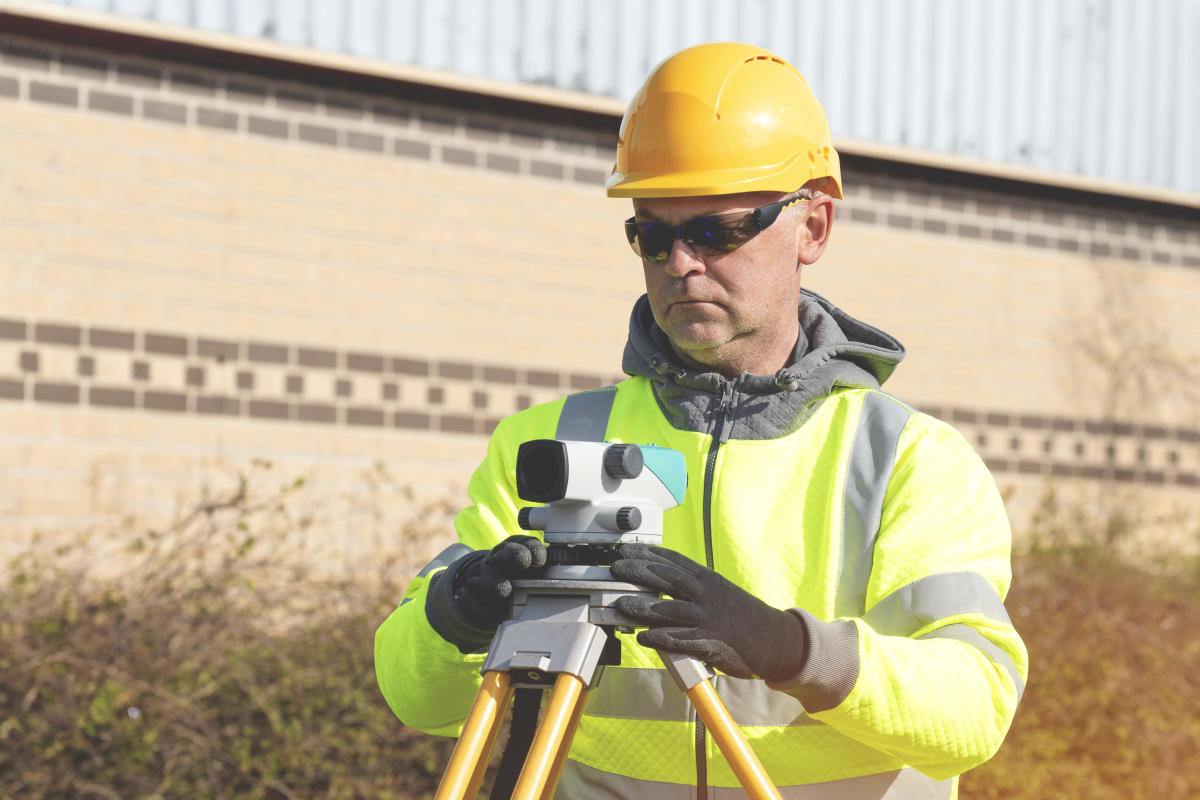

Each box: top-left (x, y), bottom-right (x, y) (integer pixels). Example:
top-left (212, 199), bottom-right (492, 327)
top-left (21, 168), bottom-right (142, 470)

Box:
top-left (432, 559), bottom-right (783, 800)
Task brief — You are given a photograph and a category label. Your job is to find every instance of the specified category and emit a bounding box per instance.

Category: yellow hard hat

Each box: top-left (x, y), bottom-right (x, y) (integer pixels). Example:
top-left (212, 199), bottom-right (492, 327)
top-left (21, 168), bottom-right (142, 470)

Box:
top-left (606, 42), bottom-right (842, 200)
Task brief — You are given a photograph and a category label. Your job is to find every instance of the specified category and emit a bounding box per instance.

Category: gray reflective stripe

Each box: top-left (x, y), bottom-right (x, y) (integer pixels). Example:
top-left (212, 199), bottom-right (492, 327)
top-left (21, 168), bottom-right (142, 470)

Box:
top-left (724, 769), bottom-right (953, 800)
top-left (713, 675), bottom-right (821, 727)
top-left (584, 668), bottom-right (820, 727)
top-left (836, 393), bottom-right (913, 619)
top-left (415, 542), bottom-right (476, 578)
top-left (863, 571), bottom-right (1013, 637)
top-left (556, 760), bottom-right (952, 800)
top-left (555, 386), bottom-right (618, 441)
top-left (556, 759), bottom-right (689, 800)
top-left (919, 623), bottom-right (1026, 703)
top-left (584, 668), bottom-right (693, 722)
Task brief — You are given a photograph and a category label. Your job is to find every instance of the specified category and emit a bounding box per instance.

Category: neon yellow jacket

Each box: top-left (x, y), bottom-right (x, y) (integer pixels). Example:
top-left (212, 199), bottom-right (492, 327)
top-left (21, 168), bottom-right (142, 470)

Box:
top-left (376, 291), bottom-right (1027, 799)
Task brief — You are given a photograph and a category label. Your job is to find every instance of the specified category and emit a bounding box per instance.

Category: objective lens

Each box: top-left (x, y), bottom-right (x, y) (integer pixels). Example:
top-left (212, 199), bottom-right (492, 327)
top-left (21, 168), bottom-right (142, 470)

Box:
top-left (517, 440), bottom-right (568, 502)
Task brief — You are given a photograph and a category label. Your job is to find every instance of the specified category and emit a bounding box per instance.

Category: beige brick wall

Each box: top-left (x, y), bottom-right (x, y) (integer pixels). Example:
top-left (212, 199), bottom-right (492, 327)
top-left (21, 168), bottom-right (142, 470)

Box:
top-left (811, 220), bottom-right (1200, 424)
top-left (0, 401), bottom-right (484, 566)
top-left (2, 31), bottom-right (1198, 556)
top-left (0, 105), bottom-right (636, 369)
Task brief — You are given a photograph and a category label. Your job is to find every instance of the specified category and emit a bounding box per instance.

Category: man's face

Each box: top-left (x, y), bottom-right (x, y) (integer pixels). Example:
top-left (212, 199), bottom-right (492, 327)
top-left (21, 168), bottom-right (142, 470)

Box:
top-left (633, 189), bottom-right (832, 373)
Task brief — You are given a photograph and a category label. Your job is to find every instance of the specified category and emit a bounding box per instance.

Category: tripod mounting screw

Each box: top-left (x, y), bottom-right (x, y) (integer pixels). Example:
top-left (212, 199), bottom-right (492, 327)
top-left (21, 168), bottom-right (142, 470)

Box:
top-left (604, 443), bottom-right (644, 479)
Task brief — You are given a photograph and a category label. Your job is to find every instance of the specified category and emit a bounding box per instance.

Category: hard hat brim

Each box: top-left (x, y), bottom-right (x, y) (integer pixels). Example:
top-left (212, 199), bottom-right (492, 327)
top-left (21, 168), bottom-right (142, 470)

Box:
top-left (606, 152), bottom-right (843, 200)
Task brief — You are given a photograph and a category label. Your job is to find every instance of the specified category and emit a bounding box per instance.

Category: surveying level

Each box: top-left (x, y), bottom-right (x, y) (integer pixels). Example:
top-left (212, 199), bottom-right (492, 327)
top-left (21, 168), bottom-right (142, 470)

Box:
top-left (433, 440), bottom-right (782, 800)
top-left (512, 439), bottom-right (686, 546)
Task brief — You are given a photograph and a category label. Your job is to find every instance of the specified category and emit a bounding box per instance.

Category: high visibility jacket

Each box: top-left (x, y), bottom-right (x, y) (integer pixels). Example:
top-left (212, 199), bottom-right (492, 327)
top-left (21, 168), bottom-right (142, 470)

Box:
top-left (376, 291), bottom-right (1027, 799)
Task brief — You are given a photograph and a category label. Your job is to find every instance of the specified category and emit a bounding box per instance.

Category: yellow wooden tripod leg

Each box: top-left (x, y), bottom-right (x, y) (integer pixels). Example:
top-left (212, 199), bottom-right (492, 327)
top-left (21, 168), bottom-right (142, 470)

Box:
top-left (463, 677), bottom-right (518, 800)
top-left (435, 671), bottom-right (514, 800)
top-left (510, 673), bottom-right (586, 800)
top-left (687, 678), bottom-right (783, 800)
top-left (537, 686), bottom-right (589, 800)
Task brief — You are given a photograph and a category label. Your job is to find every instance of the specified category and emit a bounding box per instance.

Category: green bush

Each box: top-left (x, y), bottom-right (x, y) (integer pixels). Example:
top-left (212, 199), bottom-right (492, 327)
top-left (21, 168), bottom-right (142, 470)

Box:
top-left (2, 476), bottom-right (1197, 799)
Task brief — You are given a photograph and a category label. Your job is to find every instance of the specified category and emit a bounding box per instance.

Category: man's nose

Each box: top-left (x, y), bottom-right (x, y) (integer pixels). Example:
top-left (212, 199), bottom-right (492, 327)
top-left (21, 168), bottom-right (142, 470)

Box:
top-left (663, 239), bottom-right (705, 277)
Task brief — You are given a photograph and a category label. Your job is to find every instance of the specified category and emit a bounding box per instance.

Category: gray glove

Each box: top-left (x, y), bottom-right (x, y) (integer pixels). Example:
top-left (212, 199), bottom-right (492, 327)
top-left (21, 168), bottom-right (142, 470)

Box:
top-left (611, 544), bottom-right (807, 681)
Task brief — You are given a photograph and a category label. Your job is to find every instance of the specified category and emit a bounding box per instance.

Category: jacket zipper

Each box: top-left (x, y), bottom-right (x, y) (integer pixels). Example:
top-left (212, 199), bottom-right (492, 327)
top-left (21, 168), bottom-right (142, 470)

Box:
top-left (703, 381), bottom-right (735, 569)
top-left (696, 380), bottom-right (735, 798)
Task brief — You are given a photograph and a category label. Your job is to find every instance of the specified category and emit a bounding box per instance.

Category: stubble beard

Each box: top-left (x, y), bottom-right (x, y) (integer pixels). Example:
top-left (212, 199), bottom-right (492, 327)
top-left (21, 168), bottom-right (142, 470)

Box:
top-left (660, 308), bottom-right (756, 375)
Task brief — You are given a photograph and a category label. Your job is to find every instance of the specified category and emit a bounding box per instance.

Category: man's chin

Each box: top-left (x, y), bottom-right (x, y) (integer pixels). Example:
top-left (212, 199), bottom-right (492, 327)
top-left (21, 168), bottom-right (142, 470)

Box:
top-left (662, 324), bottom-right (733, 354)
top-left (662, 302), bottom-right (729, 328)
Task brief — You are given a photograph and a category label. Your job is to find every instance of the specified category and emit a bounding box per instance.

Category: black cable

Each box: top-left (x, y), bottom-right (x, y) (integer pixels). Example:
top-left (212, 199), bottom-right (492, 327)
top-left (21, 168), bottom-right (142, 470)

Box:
top-left (489, 688), bottom-right (542, 800)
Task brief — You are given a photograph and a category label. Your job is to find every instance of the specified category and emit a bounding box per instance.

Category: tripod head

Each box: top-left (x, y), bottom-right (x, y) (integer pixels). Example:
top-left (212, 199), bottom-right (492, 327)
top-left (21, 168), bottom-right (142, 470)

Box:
top-left (514, 439), bottom-right (687, 548)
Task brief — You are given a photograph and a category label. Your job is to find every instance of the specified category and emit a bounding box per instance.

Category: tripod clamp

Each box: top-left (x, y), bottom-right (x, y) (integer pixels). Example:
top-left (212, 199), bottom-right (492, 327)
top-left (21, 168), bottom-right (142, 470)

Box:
top-left (485, 566), bottom-right (718, 697)
top-left (481, 565), bottom-right (651, 689)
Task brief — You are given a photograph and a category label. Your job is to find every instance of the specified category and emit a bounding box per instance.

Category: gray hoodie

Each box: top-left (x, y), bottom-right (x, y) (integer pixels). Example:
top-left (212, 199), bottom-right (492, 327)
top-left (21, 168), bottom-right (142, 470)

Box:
top-left (621, 288), bottom-right (907, 440)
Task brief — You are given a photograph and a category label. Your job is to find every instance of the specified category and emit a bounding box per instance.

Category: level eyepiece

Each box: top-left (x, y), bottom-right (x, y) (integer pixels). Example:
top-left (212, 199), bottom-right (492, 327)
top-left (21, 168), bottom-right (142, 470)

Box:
top-left (516, 439), bottom-right (569, 502)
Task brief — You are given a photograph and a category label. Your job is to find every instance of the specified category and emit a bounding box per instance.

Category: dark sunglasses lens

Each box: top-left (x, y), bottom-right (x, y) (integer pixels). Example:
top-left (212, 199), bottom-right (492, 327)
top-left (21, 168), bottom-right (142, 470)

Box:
top-left (682, 217), bottom-right (755, 256)
top-left (625, 209), bottom-right (771, 262)
top-left (635, 222), bottom-right (676, 262)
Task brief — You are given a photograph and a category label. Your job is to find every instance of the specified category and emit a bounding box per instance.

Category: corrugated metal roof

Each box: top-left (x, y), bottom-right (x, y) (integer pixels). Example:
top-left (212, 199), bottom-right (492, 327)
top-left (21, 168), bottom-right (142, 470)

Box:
top-left (47, 0), bottom-right (1200, 192)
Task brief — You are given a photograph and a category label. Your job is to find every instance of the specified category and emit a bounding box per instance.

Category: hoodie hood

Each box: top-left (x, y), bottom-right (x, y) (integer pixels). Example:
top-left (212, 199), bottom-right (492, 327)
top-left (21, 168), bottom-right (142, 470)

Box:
top-left (621, 289), bottom-right (906, 440)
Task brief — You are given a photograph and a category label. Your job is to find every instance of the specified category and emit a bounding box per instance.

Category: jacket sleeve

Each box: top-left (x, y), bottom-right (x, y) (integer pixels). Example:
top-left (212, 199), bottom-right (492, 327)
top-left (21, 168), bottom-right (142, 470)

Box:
top-left (770, 413), bottom-right (1028, 781)
top-left (374, 411), bottom-right (546, 736)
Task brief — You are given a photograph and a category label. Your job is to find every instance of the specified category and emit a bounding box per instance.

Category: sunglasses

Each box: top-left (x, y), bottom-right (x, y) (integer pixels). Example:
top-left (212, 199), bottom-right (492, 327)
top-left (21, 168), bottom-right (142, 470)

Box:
top-left (624, 194), bottom-right (808, 263)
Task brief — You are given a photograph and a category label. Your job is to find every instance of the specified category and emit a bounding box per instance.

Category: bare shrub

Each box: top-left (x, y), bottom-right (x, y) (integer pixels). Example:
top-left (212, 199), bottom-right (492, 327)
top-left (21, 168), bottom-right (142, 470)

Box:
top-left (0, 464), bottom-right (460, 800)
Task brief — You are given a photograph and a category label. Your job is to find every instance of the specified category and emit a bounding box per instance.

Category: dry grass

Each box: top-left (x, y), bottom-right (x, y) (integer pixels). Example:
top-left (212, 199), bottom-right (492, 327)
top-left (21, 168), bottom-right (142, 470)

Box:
top-left (1, 474), bottom-right (1197, 799)
top-left (963, 484), bottom-right (1200, 798)
top-left (963, 547), bottom-right (1200, 798)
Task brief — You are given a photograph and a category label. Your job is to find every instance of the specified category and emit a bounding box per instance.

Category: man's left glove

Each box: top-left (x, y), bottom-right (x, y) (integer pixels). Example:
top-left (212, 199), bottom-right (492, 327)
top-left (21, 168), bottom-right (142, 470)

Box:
top-left (425, 535), bottom-right (547, 654)
top-left (611, 544), bottom-right (807, 681)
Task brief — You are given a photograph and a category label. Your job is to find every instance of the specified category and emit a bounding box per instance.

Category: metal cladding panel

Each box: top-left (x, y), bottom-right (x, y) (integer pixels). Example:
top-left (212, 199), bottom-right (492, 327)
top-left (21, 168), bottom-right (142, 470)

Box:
top-left (49, 0), bottom-right (1200, 192)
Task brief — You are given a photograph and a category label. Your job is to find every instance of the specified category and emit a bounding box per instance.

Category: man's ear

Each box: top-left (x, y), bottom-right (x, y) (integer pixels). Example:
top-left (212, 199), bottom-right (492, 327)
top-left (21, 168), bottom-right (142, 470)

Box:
top-left (797, 194), bottom-right (834, 266)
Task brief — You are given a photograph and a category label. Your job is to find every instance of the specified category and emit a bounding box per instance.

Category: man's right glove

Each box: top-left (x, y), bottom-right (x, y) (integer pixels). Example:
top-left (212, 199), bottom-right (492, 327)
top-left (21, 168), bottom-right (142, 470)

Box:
top-left (425, 535), bottom-right (547, 653)
top-left (610, 544), bottom-right (807, 681)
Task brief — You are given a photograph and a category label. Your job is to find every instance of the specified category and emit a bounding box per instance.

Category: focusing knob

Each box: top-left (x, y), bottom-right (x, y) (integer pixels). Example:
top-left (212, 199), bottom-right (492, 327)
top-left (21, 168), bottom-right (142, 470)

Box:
top-left (517, 506), bottom-right (549, 531)
top-left (604, 443), bottom-right (644, 479)
top-left (615, 506), bottom-right (642, 532)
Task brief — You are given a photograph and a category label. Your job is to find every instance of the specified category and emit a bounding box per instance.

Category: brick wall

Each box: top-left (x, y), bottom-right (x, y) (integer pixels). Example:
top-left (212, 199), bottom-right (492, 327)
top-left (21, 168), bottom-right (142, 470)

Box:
top-left (1, 29), bottom-right (1198, 555)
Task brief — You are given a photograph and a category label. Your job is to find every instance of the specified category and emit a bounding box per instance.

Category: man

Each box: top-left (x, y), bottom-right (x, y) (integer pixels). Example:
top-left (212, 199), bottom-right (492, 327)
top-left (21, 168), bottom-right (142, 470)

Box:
top-left (376, 42), bottom-right (1027, 799)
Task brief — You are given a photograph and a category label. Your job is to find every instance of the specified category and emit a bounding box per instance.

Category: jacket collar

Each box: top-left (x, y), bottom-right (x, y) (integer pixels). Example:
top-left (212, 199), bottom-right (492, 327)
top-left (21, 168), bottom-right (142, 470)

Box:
top-left (621, 289), bottom-right (906, 440)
